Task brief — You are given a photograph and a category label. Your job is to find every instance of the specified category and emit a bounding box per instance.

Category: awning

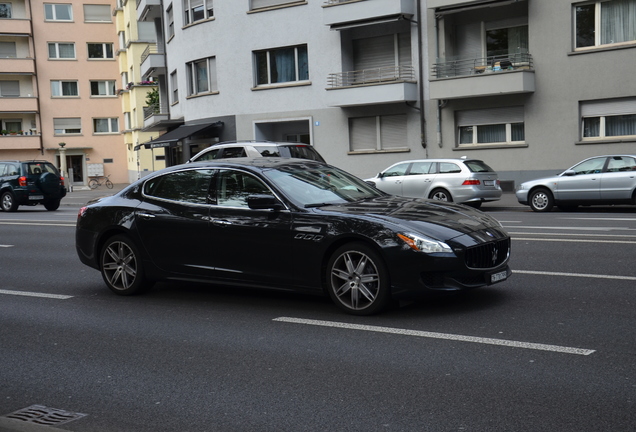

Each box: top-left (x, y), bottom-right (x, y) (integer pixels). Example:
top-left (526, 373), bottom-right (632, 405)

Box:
top-left (330, 15), bottom-right (407, 31)
top-left (135, 121), bottom-right (223, 150)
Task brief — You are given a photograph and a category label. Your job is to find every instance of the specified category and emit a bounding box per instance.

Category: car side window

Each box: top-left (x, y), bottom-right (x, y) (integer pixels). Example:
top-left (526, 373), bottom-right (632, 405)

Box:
top-left (383, 163), bottom-right (410, 177)
top-left (143, 169), bottom-right (214, 204)
top-left (409, 162), bottom-right (434, 175)
top-left (7, 164), bottom-right (19, 175)
top-left (572, 158), bottom-right (606, 175)
top-left (439, 163), bottom-right (461, 174)
top-left (254, 145), bottom-right (282, 157)
top-left (197, 149), bottom-right (221, 161)
top-left (0, 163), bottom-right (5, 176)
top-left (220, 147), bottom-right (247, 158)
top-left (215, 170), bottom-right (271, 208)
top-left (607, 156), bottom-right (636, 172)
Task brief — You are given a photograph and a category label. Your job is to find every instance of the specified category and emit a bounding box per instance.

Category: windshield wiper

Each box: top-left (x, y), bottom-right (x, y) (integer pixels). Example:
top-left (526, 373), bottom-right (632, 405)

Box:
top-left (305, 202), bottom-right (336, 208)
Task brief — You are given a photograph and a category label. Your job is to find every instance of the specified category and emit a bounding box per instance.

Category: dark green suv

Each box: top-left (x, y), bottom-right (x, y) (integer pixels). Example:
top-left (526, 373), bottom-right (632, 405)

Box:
top-left (0, 160), bottom-right (66, 211)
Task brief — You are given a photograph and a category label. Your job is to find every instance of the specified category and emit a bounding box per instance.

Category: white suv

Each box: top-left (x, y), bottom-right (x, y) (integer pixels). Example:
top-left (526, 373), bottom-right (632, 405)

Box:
top-left (188, 141), bottom-right (325, 163)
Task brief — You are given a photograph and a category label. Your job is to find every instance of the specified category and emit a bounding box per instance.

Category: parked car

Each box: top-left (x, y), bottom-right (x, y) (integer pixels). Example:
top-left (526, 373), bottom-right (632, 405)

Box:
top-left (0, 160), bottom-right (66, 212)
top-left (365, 158), bottom-right (502, 208)
top-left (516, 155), bottom-right (636, 212)
top-left (76, 158), bottom-right (511, 315)
top-left (188, 140), bottom-right (326, 163)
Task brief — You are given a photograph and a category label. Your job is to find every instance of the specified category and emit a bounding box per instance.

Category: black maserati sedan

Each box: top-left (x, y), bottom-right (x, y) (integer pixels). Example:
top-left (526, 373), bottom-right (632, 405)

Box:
top-left (76, 158), bottom-right (511, 315)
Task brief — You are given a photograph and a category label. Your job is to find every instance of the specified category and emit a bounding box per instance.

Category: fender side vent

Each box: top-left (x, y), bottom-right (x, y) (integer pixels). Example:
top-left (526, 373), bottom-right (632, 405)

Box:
top-left (3, 405), bottom-right (87, 426)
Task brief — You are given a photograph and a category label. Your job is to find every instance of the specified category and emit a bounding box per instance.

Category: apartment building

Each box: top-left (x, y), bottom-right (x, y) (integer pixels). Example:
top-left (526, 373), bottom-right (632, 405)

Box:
top-left (135, 0), bottom-right (636, 188)
top-left (1, 0), bottom-right (127, 187)
top-left (114, 0), bottom-right (166, 182)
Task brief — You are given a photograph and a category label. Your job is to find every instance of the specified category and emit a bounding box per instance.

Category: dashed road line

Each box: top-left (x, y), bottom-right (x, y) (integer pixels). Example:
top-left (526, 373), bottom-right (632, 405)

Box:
top-left (0, 289), bottom-right (73, 300)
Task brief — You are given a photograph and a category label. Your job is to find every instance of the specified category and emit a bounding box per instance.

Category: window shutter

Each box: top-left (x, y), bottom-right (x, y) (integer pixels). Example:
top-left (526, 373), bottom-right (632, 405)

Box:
top-left (353, 35), bottom-right (395, 70)
top-left (54, 118), bottom-right (81, 129)
top-left (350, 117), bottom-right (378, 151)
top-left (0, 81), bottom-right (20, 97)
top-left (0, 42), bottom-right (17, 58)
top-left (83, 5), bottom-right (111, 22)
top-left (456, 107), bottom-right (524, 126)
top-left (581, 98), bottom-right (636, 116)
top-left (138, 22), bottom-right (157, 41)
top-left (251, 0), bottom-right (298, 10)
top-left (380, 115), bottom-right (407, 149)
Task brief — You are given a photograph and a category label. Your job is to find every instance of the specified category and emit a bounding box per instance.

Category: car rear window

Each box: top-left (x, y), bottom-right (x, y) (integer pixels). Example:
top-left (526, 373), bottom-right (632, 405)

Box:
top-left (25, 163), bottom-right (59, 175)
top-left (253, 145), bottom-right (282, 158)
top-left (463, 160), bottom-right (495, 173)
top-left (279, 145), bottom-right (325, 162)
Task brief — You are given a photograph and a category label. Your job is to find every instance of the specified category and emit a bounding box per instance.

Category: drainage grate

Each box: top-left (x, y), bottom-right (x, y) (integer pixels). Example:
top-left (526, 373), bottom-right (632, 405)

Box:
top-left (3, 405), bottom-right (87, 426)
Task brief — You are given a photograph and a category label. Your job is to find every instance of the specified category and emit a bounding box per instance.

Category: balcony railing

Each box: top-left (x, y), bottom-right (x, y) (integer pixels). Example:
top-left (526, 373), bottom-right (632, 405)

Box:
top-left (328, 65), bottom-right (416, 88)
top-left (432, 52), bottom-right (533, 79)
top-left (140, 44), bottom-right (162, 64)
top-left (143, 102), bottom-right (170, 120)
top-left (324, 0), bottom-right (360, 4)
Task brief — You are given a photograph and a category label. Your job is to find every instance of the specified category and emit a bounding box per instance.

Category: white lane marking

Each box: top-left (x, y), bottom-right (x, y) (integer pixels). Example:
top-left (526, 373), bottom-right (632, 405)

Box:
top-left (0, 222), bottom-right (75, 227)
top-left (514, 270), bottom-right (636, 281)
top-left (0, 245), bottom-right (14, 248)
top-left (561, 218), bottom-right (636, 221)
top-left (274, 317), bottom-right (595, 356)
top-left (512, 237), bottom-right (636, 244)
top-left (0, 289), bottom-right (73, 299)
top-left (507, 231), bottom-right (636, 238)
top-left (504, 225), bottom-right (634, 232)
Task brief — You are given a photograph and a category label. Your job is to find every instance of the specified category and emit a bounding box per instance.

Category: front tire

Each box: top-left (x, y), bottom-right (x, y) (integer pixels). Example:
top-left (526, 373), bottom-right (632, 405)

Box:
top-left (429, 188), bottom-right (453, 202)
top-left (326, 242), bottom-right (390, 315)
top-left (100, 235), bottom-right (153, 295)
top-left (529, 188), bottom-right (554, 212)
top-left (1, 191), bottom-right (18, 212)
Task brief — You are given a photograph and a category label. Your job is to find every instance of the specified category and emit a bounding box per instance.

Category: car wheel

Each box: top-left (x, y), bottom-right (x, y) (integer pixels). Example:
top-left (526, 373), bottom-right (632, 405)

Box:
top-left (429, 188), bottom-right (453, 202)
top-left (1, 191), bottom-right (18, 212)
top-left (100, 235), bottom-right (153, 295)
top-left (44, 200), bottom-right (61, 211)
top-left (529, 188), bottom-right (554, 212)
top-left (326, 242), bottom-right (390, 315)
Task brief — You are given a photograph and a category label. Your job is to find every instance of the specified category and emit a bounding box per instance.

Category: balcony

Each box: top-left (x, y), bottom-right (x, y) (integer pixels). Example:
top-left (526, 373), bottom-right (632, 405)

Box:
top-left (0, 58), bottom-right (35, 75)
top-left (0, 97), bottom-right (38, 112)
top-left (143, 102), bottom-right (181, 131)
top-left (136, 0), bottom-right (162, 21)
top-left (323, 0), bottom-right (415, 29)
top-left (0, 134), bottom-right (41, 151)
top-left (0, 18), bottom-right (32, 35)
top-left (430, 53), bottom-right (535, 100)
top-left (140, 45), bottom-right (165, 80)
top-left (326, 65), bottom-right (417, 107)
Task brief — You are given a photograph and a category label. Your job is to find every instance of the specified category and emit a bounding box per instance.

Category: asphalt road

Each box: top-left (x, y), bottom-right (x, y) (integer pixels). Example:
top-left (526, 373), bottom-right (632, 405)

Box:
top-left (0, 192), bottom-right (634, 431)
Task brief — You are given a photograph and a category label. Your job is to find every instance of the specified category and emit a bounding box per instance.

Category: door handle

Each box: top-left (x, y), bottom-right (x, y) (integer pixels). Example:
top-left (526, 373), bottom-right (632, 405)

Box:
top-left (212, 219), bottom-right (232, 227)
top-left (137, 212), bottom-right (155, 219)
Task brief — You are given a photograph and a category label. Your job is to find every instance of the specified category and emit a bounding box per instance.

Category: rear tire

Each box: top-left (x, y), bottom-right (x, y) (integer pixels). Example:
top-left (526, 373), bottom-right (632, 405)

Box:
top-left (326, 242), bottom-right (390, 315)
top-left (1, 191), bottom-right (18, 212)
top-left (429, 188), bottom-right (453, 202)
top-left (44, 200), bottom-right (61, 211)
top-left (100, 235), bottom-right (153, 295)
top-left (529, 188), bottom-right (554, 212)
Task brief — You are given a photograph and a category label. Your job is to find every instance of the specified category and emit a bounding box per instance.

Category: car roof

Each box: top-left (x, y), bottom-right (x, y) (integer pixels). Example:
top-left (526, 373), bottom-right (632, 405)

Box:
top-left (207, 140), bottom-right (312, 148)
top-left (169, 157), bottom-right (326, 173)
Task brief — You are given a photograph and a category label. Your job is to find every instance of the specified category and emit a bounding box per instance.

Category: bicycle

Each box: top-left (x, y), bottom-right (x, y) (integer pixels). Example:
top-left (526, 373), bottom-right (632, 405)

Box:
top-left (88, 175), bottom-right (113, 190)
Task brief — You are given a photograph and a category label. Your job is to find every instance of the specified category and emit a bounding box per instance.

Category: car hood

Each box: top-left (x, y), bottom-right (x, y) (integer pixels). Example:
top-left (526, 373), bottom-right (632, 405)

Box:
top-left (316, 196), bottom-right (506, 242)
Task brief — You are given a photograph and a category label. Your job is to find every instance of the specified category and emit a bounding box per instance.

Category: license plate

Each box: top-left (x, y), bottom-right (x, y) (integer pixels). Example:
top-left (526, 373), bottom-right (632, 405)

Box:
top-left (484, 180), bottom-right (494, 186)
top-left (490, 270), bottom-right (507, 283)
top-left (29, 195), bottom-right (44, 200)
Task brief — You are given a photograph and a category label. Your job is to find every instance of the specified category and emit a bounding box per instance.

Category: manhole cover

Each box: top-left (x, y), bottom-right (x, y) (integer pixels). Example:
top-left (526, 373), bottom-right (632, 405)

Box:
top-left (3, 405), bottom-right (87, 426)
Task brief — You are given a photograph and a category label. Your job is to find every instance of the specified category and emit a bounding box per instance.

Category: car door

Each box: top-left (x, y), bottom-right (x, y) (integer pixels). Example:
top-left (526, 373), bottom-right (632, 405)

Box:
top-left (207, 169), bottom-right (295, 287)
top-left (554, 157), bottom-right (606, 201)
top-left (600, 156), bottom-right (636, 200)
top-left (401, 161), bottom-right (437, 198)
top-left (373, 162), bottom-right (411, 196)
top-left (134, 168), bottom-right (217, 276)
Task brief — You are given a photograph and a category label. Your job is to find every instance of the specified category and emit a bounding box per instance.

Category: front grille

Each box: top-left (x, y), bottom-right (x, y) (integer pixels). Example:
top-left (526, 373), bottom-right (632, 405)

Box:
top-left (464, 238), bottom-right (510, 269)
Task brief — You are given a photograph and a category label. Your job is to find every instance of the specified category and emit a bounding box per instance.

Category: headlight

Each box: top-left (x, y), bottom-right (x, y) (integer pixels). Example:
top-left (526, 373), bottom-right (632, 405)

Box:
top-left (397, 233), bottom-right (453, 254)
top-left (516, 183), bottom-right (528, 191)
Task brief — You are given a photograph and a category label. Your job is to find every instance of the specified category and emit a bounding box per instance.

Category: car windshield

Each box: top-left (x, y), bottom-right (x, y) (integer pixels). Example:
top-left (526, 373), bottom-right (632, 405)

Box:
top-left (263, 164), bottom-right (384, 207)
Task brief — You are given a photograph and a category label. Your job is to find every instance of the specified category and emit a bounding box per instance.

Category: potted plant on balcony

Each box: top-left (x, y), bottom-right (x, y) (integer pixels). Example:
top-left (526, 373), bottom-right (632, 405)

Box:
top-left (1, 130), bottom-right (7, 136)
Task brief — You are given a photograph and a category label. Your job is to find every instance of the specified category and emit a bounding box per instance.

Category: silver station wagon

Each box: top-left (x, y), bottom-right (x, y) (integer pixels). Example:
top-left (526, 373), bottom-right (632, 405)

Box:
top-left (365, 158), bottom-right (502, 208)
top-left (516, 155), bottom-right (636, 212)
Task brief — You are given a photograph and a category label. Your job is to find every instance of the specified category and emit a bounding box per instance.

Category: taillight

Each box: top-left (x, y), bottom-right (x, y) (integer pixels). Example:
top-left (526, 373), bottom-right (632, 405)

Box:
top-left (78, 206), bottom-right (87, 219)
top-left (60, 176), bottom-right (65, 186)
top-left (462, 179), bottom-right (481, 185)
top-left (18, 176), bottom-right (27, 187)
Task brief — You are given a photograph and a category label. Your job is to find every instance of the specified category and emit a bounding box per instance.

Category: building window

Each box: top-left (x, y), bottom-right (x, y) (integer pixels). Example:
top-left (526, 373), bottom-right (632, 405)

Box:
top-left (44, 4), bottom-right (72, 21)
top-left (250, 0), bottom-right (300, 11)
top-left (581, 98), bottom-right (636, 139)
top-left (51, 80), bottom-right (79, 97)
top-left (486, 25), bottom-right (528, 57)
top-left (349, 114), bottom-right (407, 152)
top-left (93, 118), bottom-right (119, 134)
top-left (0, 81), bottom-right (20, 97)
top-left (186, 57), bottom-right (216, 96)
top-left (90, 80), bottom-right (116, 96)
top-left (54, 118), bottom-right (81, 135)
top-left (170, 70), bottom-right (179, 103)
top-left (0, 42), bottom-right (17, 58)
top-left (184, 0), bottom-right (213, 25)
top-left (3, 121), bottom-right (22, 133)
top-left (0, 3), bottom-right (12, 18)
top-left (83, 4), bottom-right (111, 22)
top-left (124, 112), bottom-right (131, 130)
top-left (48, 42), bottom-right (76, 59)
top-left (88, 43), bottom-right (114, 59)
top-left (167, 5), bottom-right (175, 39)
top-left (575, 0), bottom-right (636, 49)
top-left (456, 107), bottom-right (525, 146)
top-left (255, 45), bottom-right (308, 86)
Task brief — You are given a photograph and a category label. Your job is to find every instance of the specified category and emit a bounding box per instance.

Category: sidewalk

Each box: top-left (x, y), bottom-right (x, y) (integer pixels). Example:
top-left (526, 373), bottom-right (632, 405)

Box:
top-left (61, 184), bottom-right (523, 209)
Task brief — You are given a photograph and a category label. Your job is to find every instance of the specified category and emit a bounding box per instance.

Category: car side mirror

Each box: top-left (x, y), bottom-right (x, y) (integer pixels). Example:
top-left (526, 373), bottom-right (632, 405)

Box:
top-left (562, 170), bottom-right (576, 176)
top-left (365, 180), bottom-right (376, 187)
top-left (247, 194), bottom-right (284, 211)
